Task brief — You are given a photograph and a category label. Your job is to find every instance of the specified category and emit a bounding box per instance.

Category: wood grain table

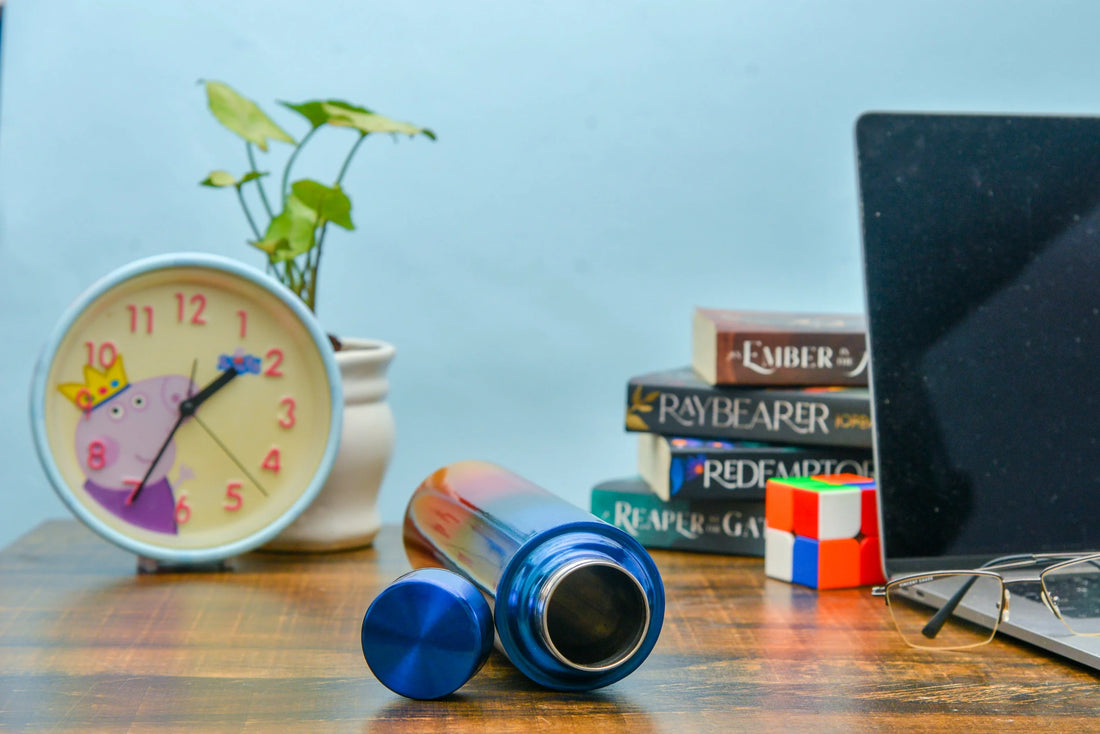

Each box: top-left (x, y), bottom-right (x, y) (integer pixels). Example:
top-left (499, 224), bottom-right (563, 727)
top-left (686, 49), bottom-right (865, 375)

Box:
top-left (1, 521), bottom-right (1097, 733)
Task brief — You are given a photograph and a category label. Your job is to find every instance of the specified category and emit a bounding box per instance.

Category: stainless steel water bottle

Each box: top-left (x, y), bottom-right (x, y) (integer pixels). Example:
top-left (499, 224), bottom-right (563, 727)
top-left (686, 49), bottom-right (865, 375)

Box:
top-left (402, 460), bottom-right (665, 691)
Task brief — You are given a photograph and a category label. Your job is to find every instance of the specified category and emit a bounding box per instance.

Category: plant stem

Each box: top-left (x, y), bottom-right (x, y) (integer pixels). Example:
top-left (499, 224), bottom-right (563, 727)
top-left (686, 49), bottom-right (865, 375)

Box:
top-left (302, 131), bottom-right (368, 313)
top-left (335, 132), bottom-right (369, 185)
top-left (235, 185), bottom-right (263, 241)
top-left (247, 143), bottom-right (275, 219)
top-left (286, 259), bottom-right (303, 298)
top-left (281, 126), bottom-right (319, 205)
top-left (235, 183), bottom-right (276, 276)
top-left (307, 224), bottom-right (327, 311)
top-left (304, 201), bottom-right (325, 312)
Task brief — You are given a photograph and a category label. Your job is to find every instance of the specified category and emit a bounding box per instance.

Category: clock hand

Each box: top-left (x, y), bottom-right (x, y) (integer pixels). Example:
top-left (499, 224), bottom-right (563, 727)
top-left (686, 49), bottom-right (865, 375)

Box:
top-left (128, 365), bottom-right (241, 505)
top-left (179, 366), bottom-right (240, 417)
top-left (191, 414), bottom-right (269, 497)
top-left (188, 358), bottom-right (198, 398)
top-left (128, 412), bottom-right (186, 506)
top-left (125, 359), bottom-right (198, 503)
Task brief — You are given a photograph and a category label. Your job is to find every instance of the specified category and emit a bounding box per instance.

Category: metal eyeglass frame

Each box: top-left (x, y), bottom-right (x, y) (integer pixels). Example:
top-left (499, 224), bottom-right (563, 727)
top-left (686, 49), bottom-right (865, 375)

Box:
top-left (871, 551), bottom-right (1100, 649)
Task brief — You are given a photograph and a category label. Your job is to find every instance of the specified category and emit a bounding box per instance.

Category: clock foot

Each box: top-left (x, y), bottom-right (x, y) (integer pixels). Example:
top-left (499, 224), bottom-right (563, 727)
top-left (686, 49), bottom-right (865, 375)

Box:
top-left (136, 555), bottom-right (235, 574)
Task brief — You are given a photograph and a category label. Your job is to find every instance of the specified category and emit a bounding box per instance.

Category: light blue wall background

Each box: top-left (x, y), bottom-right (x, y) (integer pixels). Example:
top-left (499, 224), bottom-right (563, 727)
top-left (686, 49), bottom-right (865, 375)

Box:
top-left (2, 1), bottom-right (1098, 550)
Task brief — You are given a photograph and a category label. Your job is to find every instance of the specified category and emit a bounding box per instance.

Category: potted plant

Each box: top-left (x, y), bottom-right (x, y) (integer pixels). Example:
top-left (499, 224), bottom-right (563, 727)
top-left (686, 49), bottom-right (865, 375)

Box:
top-left (200, 80), bottom-right (435, 550)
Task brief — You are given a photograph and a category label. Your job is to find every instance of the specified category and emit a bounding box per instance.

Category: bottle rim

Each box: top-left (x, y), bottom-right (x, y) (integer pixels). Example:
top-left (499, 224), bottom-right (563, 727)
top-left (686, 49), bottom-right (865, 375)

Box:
top-left (536, 557), bottom-right (651, 672)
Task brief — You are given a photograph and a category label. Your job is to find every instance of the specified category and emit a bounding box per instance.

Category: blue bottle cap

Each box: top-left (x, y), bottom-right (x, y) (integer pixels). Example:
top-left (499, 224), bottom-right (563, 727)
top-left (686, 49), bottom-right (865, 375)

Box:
top-left (361, 568), bottom-right (494, 700)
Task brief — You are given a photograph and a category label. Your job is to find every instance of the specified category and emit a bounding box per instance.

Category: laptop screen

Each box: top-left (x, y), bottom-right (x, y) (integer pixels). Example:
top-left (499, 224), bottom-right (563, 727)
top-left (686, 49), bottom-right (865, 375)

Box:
top-left (856, 113), bottom-right (1100, 573)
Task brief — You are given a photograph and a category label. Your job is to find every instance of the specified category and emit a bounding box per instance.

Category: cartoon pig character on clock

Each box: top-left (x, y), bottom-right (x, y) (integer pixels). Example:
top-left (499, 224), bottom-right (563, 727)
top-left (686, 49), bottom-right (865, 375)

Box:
top-left (59, 356), bottom-right (195, 535)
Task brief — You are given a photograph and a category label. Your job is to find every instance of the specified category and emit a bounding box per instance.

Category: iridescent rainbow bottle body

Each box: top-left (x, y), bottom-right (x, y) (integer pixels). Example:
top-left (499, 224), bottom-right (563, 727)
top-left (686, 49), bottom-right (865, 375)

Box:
top-left (402, 460), bottom-right (665, 692)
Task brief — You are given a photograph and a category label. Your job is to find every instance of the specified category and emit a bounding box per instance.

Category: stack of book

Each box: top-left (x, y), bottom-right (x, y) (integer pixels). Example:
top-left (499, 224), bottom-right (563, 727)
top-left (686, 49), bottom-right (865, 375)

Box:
top-left (590, 308), bottom-right (875, 556)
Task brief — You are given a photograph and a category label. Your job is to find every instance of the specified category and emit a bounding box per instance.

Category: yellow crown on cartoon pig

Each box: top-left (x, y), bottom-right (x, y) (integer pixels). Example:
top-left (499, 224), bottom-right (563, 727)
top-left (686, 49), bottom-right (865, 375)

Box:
top-left (58, 357), bottom-right (130, 411)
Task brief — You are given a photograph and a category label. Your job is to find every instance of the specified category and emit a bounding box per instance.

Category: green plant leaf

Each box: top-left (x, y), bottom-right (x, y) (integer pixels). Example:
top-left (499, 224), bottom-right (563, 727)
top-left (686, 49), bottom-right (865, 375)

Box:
top-left (321, 101), bottom-right (436, 139)
top-left (252, 196), bottom-right (316, 261)
top-left (201, 170), bottom-right (239, 188)
top-left (205, 81), bottom-right (296, 151)
top-left (200, 170), bottom-right (268, 188)
top-left (290, 179), bottom-right (354, 230)
top-left (279, 100), bottom-right (339, 129)
top-left (280, 99), bottom-right (379, 130)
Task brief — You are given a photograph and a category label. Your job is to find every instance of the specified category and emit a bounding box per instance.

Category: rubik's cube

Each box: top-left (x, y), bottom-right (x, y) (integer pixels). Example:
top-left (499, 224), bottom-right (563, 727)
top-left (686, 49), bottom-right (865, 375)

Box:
top-left (764, 474), bottom-right (886, 589)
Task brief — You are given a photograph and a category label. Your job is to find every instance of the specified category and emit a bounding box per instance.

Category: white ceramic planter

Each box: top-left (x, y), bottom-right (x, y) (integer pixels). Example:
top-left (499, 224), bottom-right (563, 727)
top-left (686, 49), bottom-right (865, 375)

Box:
top-left (264, 337), bottom-right (395, 552)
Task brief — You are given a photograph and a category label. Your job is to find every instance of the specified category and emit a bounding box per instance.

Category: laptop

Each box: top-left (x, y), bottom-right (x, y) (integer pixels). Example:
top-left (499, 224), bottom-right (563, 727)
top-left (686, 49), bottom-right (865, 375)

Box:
top-left (856, 112), bottom-right (1100, 668)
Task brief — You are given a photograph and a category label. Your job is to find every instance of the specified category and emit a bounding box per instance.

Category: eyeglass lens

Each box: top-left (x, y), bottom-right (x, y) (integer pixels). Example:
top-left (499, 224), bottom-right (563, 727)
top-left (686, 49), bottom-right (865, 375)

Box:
top-left (1042, 558), bottom-right (1100, 635)
top-left (886, 574), bottom-right (1003, 649)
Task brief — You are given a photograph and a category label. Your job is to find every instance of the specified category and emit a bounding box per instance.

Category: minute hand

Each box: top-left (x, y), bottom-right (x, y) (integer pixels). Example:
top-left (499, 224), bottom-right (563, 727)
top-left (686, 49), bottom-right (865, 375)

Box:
top-left (128, 366), bottom-right (241, 504)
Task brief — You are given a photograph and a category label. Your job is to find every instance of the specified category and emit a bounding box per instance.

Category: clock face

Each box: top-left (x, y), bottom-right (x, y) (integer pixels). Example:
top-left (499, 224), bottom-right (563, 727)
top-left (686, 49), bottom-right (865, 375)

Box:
top-left (30, 254), bottom-right (342, 562)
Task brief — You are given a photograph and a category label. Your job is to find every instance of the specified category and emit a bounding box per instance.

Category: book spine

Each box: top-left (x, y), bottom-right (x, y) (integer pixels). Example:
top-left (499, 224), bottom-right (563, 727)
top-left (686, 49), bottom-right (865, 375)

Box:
top-left (625, 382), bottom-right (872, 448)
top-left (591, 485), bottom-right (766, 556)
top-left (661, 442), bottom-right (873, 501)
top-left (711, 331), bottom-right (868, 386)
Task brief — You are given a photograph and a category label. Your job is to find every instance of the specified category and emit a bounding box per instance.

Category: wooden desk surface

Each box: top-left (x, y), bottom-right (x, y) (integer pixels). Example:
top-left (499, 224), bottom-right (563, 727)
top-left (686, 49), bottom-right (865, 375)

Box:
top-left (1, 521), bottom-right (1096, 733)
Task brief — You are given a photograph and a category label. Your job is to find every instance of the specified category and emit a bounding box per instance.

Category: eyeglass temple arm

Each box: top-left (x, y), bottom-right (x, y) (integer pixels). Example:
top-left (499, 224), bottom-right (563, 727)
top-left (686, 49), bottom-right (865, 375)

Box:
top-left (921, 554), bottom-right (1051, 638)
top-left (920, 575), bottom-right (980, 640)
top-left (918, 554), bottom-right (1043, 639)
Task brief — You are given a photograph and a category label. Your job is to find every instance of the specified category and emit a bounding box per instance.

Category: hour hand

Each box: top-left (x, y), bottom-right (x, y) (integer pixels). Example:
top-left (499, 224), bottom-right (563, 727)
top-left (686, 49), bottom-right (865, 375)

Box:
top-left (179, 365), bottom-right (240, 418)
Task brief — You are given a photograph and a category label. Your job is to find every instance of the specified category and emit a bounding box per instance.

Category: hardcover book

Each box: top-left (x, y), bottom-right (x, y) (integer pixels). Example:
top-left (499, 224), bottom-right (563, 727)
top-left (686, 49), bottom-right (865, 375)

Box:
top-left (637, 433), bottom-right (874, 501)
top-left (591, 476), bottom-right (766, 556)
top-left (625, 367), bottom-right (872, 448)
top-left (692, 308), bottom-right (868, 386)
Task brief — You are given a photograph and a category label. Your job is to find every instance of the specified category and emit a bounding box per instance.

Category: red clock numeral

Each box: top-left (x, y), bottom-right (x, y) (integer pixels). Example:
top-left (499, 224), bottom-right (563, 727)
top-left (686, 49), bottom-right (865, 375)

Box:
top-left (224, 482), bottom-right (244, 512)
top-left (126, 304), bottom-right (154, 334)
top-left (175, 292), bottom-right (207, 325)
top-left (261, 448), bottom-right (281, 473)
top-left (278, 397), bottom-right (296, 429)
top-left (75, 388), bottom-right (96, 415)
top-left (237, 310), bottom-right (248, 339)
top-left (123, 478), bottom-right (140, 506)
top-left (84, 341), bottom-right (118, 368)
top-left (175, 494), bottom-right (192, 525)
top-left (86, 440), bottom-right (107, 470)
top-left (264, 348), bottom-right (285, 377)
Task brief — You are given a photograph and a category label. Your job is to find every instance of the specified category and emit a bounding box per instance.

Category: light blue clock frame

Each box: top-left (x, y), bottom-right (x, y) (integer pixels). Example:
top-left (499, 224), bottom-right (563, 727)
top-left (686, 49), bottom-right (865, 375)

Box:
top-left (29, 252), bottom-right (344, 565)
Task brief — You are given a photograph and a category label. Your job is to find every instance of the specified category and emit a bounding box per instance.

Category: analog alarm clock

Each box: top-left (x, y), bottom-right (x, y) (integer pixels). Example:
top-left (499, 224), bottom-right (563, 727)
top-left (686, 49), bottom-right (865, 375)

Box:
top-left (29, 253), bottom-right (343, 565)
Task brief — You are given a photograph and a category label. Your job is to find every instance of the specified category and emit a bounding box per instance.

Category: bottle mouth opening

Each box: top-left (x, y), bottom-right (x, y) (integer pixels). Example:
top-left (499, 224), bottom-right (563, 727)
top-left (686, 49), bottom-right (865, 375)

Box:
top-left (538, 559), bottom-right (651, 672)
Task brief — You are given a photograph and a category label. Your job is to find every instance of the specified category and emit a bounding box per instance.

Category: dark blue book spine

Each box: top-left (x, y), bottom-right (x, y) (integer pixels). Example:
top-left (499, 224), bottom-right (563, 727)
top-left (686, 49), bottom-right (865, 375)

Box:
top-left (625, 367), bottom-right (872, 448)
top-left (639, 434), bottom-right (873, 501)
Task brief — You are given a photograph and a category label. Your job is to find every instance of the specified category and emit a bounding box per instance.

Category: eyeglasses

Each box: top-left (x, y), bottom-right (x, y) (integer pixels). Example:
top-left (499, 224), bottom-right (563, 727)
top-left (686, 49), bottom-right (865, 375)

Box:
top-left (872, 552), bottom-right (1100, 650)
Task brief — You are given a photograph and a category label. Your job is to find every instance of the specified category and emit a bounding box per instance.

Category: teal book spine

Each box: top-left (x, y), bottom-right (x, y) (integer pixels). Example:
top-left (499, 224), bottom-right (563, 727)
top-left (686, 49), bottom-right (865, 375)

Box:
top-left (590, 477), bottom-right (766, 556)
